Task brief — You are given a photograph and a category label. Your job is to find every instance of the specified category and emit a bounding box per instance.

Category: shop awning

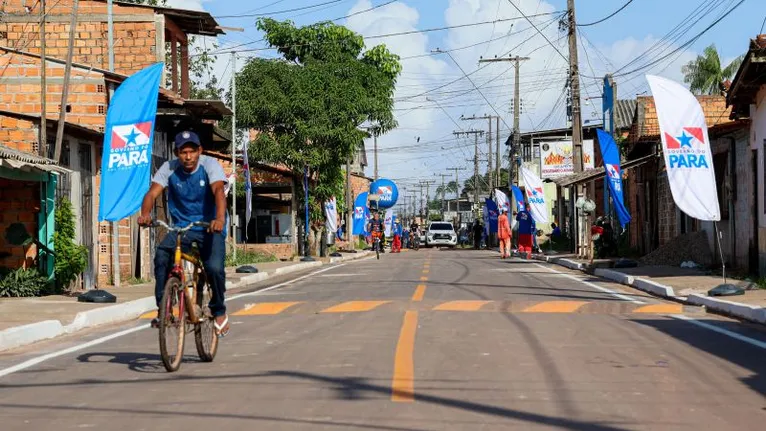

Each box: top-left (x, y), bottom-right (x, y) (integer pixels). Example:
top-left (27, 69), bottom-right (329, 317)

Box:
top-left (546, 152), bottom-right (658, 187)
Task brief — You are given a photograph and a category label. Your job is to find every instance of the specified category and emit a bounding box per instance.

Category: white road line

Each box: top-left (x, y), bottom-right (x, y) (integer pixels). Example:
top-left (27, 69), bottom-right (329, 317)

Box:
top-left (671, 315), bottom-right (766, 350)
top-left (532, 262), bottom-right (645, 304)
top-left (0, 325), bottom-right (149, 378)
top-left (0, 263), bottom-right (347, 379)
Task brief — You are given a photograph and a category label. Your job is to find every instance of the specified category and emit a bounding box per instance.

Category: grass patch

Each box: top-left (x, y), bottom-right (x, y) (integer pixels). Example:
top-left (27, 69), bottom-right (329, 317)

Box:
top-left (226, 250), bottom-right (278, 267)
top-left (124, 276), bottom-right (151, 286)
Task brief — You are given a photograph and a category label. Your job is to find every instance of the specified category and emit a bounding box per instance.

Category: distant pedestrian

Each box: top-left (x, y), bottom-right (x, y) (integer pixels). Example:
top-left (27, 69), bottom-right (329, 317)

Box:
top-left (516, 209), bottom-right (534, 259)
top-left (472, 220), bottom-right (483, 249)
top-left (551, 222), bottom-right (561, 238)
top-left (497, 208), bottom-right (512, 258)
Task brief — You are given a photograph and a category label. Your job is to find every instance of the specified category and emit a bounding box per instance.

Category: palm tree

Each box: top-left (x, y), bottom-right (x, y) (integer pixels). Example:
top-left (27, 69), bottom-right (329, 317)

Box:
top-left (682, 44), bottom-right (744, 95)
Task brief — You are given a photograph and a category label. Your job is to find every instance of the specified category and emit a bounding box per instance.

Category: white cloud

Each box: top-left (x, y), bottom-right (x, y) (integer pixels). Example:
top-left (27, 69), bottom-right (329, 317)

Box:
top-left (345, 0), bottom-right (452, 189)
top-left (164, 0), bottom-right (208, 11)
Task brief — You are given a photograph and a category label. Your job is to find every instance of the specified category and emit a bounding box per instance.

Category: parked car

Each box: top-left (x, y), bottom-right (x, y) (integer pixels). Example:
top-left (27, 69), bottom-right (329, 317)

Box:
top-left (425, 221), bottom-right (457, 248)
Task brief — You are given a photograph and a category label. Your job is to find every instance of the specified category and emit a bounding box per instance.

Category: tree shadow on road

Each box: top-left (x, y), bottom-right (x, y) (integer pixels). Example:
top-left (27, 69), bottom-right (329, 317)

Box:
top-left (76, 352), bottom-right (202, 374)
top-left (631, 317), bottom-right (766, 399)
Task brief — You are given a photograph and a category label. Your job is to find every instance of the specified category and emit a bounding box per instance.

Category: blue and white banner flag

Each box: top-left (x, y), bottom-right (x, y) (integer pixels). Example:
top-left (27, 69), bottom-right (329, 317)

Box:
top-left (352, 192), bottom-right (370, 235)
top-left (98, 63), bottom-right (164, 221)
top-left (597, 129), bottom-right (631, 228)
top-left (511, 185), bottom-right (525, 212)
top-left (647, 75), bottom-right (720, 221)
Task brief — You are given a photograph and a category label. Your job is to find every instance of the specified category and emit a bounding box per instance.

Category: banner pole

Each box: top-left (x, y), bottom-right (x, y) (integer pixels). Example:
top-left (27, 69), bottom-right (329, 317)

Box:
top-left (714, 221), bottom-right (726, 284)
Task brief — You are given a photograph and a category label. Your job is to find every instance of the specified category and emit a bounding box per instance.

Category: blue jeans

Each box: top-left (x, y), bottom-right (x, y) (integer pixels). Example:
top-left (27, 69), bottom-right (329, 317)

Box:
top-left (153, 229), bottom-right (227, 317)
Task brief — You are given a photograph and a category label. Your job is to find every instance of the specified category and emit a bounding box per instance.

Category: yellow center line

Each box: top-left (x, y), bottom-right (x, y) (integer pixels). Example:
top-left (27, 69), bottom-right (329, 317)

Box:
top-left (433, 300), bottom-right (492, 311)
top-left (412, 284), bottom-right (427, 302)
top-left (321, 300), bottom-right (391, 313)
top-left (420, 276), bottom-right (428, 281)
top-left (521, 301), bottom-right (589, 313)
top-left (233, 302), bottom-right (302, 316)
top-left (391, 310), bottom-right (418, 402)
top-left (632, 303), bottom-right (684, 314)
top-left (422, 269), bottom-right (430, 274)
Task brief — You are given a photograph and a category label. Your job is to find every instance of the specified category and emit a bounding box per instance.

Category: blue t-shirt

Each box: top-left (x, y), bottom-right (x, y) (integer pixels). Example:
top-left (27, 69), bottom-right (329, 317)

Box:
top-left (152, 155), bottom-right (228, 234)
top-left (516, 210), bottom-right (535, 235)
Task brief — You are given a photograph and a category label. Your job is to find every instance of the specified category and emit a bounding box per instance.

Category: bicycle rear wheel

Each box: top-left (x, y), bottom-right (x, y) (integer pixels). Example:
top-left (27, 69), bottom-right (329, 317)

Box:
top-left (159, 277), bottom-right (185, 372)
top-left (194, 277), bottom-right (218, 362)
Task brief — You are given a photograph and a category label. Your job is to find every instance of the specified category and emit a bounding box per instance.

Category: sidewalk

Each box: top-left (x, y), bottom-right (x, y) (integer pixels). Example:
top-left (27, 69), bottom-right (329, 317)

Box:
top-left (532, 253), bottom-right (766, 325)
top-left (0, 252), bottom-right (372, 352)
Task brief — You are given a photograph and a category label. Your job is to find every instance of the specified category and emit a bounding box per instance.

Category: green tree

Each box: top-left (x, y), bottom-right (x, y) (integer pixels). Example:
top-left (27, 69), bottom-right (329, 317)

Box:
top-left (234, 19), bottom-right (401, 246)
top-left (682, 44), bottom-right (744, 95)
top-left (461, 169), bottom-right (510, 197)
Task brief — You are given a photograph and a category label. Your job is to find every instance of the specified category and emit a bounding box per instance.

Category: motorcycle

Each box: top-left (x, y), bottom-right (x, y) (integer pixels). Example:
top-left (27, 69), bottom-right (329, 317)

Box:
top-left (591, 216), bottom-right (617, 258)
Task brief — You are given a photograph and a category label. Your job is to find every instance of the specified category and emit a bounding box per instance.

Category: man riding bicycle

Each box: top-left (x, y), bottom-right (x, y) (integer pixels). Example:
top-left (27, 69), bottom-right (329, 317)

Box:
top-left (137, 130), bottom-right (230, 337)
top-left (367, 211), bottom-right (385, 252)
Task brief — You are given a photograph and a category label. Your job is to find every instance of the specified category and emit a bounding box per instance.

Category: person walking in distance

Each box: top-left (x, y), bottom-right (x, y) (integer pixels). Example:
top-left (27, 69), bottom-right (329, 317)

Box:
top-left (497, 208), bottom-right (512, 258)
top-left (472, 219), bottom-right (483, 250)
top-left (516, 207), bottom-right (535, 259)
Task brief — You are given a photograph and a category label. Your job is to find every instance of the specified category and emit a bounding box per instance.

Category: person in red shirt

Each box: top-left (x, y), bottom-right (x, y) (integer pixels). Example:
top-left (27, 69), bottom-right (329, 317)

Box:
top-left (497, 208), bottom-right (512, 258)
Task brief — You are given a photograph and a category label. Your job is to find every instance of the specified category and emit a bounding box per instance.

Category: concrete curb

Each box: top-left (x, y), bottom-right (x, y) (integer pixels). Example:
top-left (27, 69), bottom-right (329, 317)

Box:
top-left (0, 320), bottom-right (65, 352)
top-left (0, 255), bottom-right (373, 352)
top-left (275, 261), bottom-right (323, 276)
top-left (541, 255), bottom-right (766, 325)
top-left (631, 278), bottom-right (676, 298)
top-left (594, 268), bottom-right (635, 285)
top-left (65, 296), bottom-right (157, 333)
top-left (687, 294), bottom-right (766, 324)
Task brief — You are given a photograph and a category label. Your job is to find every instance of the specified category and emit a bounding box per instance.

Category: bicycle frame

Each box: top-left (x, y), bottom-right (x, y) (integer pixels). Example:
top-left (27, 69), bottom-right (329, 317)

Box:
top-left (154, 220), bottom-right (209, 325)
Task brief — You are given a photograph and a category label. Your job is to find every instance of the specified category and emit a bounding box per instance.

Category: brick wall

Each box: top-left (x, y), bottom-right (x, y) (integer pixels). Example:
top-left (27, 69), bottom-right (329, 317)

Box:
top-left (239, 243), bottom-right (293, 261)
top-left (0, 53), bottom-right (108, 131)
top-left (0, 0), bottom-right (159, 76)
top-left (0, 115), bottom-right (39, 153)
top-left (656, 172), bottom-right (677, 246)
top-left (350, 173), bottom-right (371, 203)
top-left (0, 178), bottom-right (40, 269)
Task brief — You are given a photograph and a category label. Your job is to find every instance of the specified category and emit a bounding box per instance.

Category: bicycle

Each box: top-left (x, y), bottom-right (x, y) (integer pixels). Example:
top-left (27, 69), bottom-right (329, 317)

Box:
top-left (146, 219), bottom-right (219, 372)
top-left (372, 234), bottom-right (382, 260)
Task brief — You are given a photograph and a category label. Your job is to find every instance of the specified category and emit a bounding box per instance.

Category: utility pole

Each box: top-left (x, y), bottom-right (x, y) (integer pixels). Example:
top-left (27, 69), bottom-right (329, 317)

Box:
top-left (496, 116), bottom-right (501, 189)
top-left (40, 0), bottom-right (47, 157)
top-left (461, 115), bottom-right (497, 189)
top-left (420, 180), bottom-right (436, 220)
top-left (106, 0), bottom-right (120, 288)
top-left (454, 130), bottom-right (484, 212)
top-left (435, 173), bottom-right (450, 218)
top-left (374, 133), bottom-right (378, 180)
top-left (447, 167), bottom-right (467, 211)
top-left (567, 0), bottom-right (586, 257)
top-left (230, 52), bottom-right (237, 260)
top-left (479, 56), bottom-right (529, 188)
top-left (53, 0), bottom-right (78, 162)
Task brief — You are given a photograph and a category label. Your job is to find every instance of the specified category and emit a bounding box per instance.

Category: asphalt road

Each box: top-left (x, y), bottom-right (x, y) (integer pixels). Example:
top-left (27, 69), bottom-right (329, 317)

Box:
top-left (1, 249), bottom-right (765, 430)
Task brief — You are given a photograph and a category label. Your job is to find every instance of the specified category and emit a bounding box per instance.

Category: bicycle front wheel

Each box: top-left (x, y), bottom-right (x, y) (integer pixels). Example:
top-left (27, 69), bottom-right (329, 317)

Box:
top-left (159, 277), bottom-right (186, 372)
top-left (194, 277), bottom-right (218, 362)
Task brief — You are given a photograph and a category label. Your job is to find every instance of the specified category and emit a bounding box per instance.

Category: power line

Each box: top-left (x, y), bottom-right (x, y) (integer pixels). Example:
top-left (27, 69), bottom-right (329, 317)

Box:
top-left (577, 0), bottom-right (635, 27)
top-left (216, 0), bottom-right (346, 18)
top-left (505, 0), bottom-right (568, 62)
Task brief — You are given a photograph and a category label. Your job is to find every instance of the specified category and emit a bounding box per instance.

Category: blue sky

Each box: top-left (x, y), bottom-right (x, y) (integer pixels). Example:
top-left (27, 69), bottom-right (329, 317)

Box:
top-left (171, 0), bottom-right (766, 187)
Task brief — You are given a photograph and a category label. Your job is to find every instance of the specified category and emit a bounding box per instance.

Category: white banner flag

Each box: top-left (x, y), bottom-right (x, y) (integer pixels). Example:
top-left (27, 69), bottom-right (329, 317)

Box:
top-left (223, 173), bottom-right (235, 197)
top-left (647, 75), bottom-right (720, 221)
top-left (520, 165), bottom-right (549, 223)
top-left (324, 197), bottom-right (338, 234)
top-left (384, 208), bottom-right (394, 236)
top-left (494, 189), bottom-right (511, 214)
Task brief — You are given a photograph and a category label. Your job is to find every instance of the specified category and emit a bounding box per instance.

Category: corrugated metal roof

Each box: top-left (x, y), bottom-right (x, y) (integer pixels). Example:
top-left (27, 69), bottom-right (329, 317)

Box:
top-left (0, 143), bottom-right (57, 165)
top-left (614, 99), bottom-right (636, 131)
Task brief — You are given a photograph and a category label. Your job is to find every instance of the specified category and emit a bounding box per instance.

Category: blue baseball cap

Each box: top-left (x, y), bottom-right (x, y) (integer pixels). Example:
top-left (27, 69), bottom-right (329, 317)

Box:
top-left (174, 130), bottom-right (201, 149)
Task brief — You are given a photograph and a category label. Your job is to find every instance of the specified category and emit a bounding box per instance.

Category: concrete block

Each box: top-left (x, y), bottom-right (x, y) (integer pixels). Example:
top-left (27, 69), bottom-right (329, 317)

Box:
top-left (594, 268), bottom-right (635, 285)
top-left (65, 296), bottom-right (156, 333)
top-left (0, 320), bottom-right (65, 352)
top-left (237, 272), bottom-right (269, 287)
top-left (556, 258), bottom-right (585, 270)
top-left (631, 278), bottom-right (676, 298)
top-left (687, 294), bottom-right (766, 324)
top-left (274, 261), bottom-right (323, 276)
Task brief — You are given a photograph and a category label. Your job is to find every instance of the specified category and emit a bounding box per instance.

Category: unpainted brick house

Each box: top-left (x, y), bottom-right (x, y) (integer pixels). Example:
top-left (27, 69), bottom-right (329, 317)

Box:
top-left (0, 0), bottom-right (231, 287)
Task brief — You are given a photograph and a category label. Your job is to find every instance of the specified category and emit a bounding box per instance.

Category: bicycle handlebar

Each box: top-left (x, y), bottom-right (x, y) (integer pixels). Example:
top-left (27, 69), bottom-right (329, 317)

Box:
top-left (146, 219), bottom-right (211, 232)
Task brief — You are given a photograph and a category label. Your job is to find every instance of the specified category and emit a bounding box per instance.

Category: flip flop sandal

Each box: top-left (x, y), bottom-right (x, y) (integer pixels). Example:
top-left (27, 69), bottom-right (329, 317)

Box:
top-left (214, 315), bottom-right (230, 338)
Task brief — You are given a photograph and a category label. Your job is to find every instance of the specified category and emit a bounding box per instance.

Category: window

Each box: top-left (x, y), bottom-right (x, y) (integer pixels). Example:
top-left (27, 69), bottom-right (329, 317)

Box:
top-left (533, 143), bottom-right (541, 161)
top-left (429, 223), bottom-right (454, 231)
top-left (713, 153), bottom-right (729, 220)
top-left (78, 143), bottom-right (92, 173)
